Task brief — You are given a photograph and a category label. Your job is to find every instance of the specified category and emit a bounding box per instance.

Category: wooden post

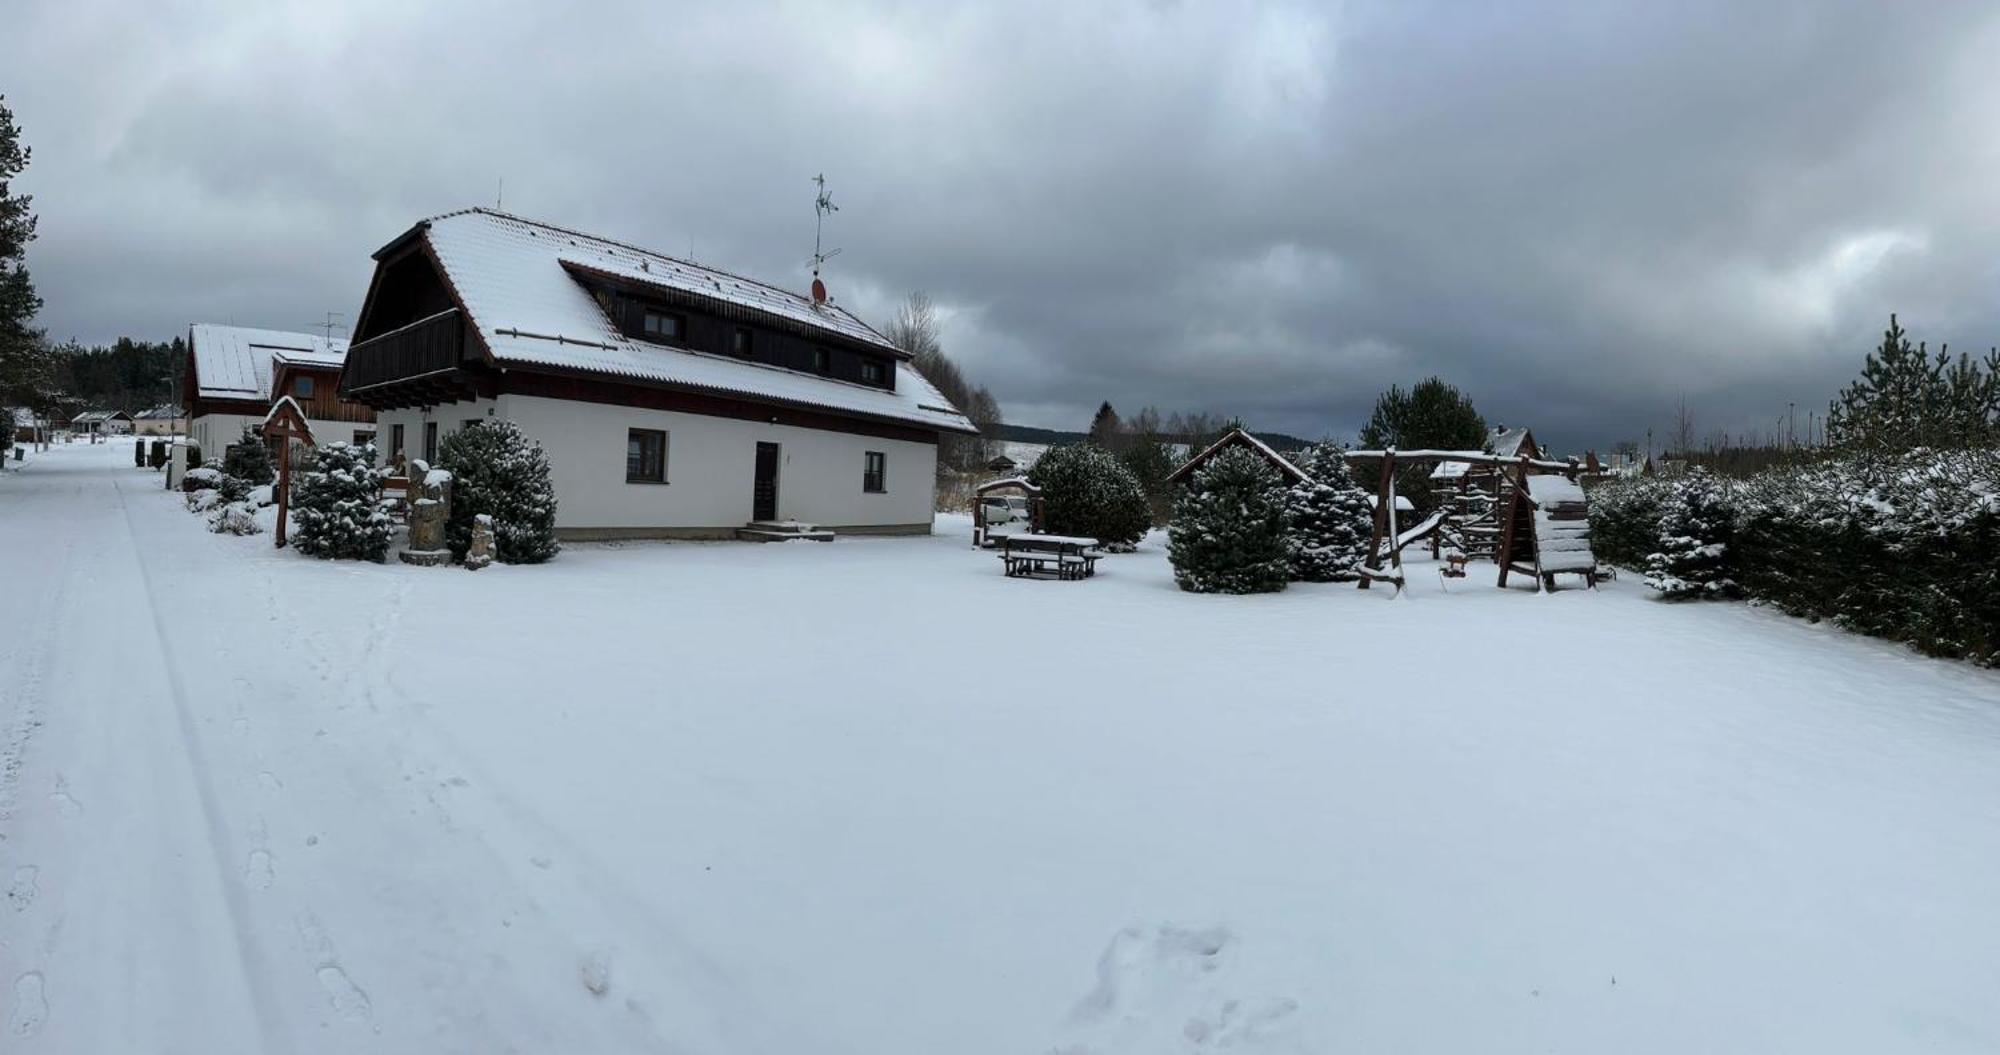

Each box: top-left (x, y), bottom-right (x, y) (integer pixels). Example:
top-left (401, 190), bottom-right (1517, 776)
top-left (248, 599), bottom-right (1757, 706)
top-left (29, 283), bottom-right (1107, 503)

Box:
top-left (1358, 450), bottom-right (1393, 589)
top-left (274, 438), bottom-right (291, 548)
top-left (1385, 452), bottom-right (1403, 589)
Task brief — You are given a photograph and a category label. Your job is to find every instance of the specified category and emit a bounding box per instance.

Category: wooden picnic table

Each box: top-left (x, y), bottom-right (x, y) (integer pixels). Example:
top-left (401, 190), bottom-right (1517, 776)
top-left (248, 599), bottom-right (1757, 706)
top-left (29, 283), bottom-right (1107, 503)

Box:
top-left (998, 533), bottom-right (1103, 580)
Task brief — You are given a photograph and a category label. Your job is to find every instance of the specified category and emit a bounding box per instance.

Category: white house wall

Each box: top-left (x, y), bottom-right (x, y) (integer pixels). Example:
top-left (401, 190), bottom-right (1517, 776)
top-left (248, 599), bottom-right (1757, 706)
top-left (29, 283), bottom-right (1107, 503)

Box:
top-left (192, 413), bottom-right (379, 465)
top-left (374, 395), bottom-right (938, 536)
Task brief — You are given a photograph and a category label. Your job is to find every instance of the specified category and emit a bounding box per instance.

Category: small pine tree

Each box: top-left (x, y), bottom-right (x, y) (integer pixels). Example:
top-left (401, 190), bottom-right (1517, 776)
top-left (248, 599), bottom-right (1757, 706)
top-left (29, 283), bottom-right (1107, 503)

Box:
top-left (1645, 468), bottom-right (1739, 600)
top-left (290, 442), bottom-right (393, 561)
top-left (222, 425), bottom-right (274, 485)
top-left (1026, 442), bottom-right (1152, 550)
top-left (438, 420), bottom-right (559, 564)
top-left (1168, 445), bottom-right (1290, 594)
top-left (1283, 441), bottom-right (1374, 581)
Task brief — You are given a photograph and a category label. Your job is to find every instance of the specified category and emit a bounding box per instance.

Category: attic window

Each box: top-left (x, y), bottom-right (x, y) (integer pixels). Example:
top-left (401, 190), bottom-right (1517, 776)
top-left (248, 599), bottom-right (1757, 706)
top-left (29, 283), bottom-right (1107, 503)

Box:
top-left (812, 347), bottom-right (831, 373)
top-left (642, 309), bottom-right (684, 342)
top-left (294, 377), bottom-right (314, 397)
top-left (733, 328), bottom-right (753, 358)
top-left (860, 359), bottom-right (886, 385)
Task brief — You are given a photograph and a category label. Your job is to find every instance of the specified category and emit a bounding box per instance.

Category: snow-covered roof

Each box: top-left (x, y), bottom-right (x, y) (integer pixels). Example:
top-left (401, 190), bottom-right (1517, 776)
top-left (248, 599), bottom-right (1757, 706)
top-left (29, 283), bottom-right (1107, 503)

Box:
top-left (414, 209), bottom-right (976, 435)
top-left (72, 409), bottom-right (132, 423)
top-left (8, 407), bottom-right (34, 427)
top-left (1490, 426), bottom-right (1536, 459)
top-left (1167, 427), bottom-right (1309, 485)
top-left (190, 324), bottom-right (349, 402)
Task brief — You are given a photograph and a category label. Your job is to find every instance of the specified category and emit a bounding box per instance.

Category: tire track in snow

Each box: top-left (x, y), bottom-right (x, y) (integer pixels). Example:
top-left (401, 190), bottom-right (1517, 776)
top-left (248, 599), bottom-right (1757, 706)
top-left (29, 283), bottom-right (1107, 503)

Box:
top-left (113, 475), bottom-right (294, 1054)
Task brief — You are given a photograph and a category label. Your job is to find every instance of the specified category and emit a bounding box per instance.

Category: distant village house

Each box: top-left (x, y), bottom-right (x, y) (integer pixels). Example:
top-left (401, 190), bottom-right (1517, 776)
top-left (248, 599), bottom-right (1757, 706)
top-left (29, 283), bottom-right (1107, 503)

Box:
top-left (183, 324), bottom-right (377, 457)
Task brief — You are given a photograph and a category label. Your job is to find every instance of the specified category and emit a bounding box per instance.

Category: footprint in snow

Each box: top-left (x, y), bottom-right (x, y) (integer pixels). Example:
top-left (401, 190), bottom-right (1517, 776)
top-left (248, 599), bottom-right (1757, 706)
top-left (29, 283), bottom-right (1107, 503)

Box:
top-left (317, 965), bottom-right (372, 1022)
top-left (8, 972), bottom-right (47, 1037)
top-left (245, 850), bottom-right (275, 890)
top-left (48, 777), bottom-right (81, 817)
top-left (6, 867), bottom-right (35, 911)
top-left (581, 953), bottom-right (611, 997)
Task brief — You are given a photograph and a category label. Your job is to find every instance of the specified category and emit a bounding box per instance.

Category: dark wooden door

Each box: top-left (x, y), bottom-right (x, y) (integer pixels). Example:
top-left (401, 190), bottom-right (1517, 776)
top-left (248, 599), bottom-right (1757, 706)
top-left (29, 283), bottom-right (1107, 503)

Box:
top-left (753, 442), bottom-right (780, 521)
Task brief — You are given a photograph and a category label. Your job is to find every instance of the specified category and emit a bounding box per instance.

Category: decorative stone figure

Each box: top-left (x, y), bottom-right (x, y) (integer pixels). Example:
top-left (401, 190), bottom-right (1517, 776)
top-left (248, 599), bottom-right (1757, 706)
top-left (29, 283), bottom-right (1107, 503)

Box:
top-left (399, 460), bottom-right (454, 567)
top-left (465, 513), bottom-right (497, 570)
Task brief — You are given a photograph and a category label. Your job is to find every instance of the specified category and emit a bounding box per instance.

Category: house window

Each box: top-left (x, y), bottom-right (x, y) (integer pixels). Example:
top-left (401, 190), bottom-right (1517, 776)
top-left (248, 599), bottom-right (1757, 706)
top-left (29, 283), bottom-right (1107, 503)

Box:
top-left (294, 377), bottom-right (314, 398)
top-left (732, 328), bottom-right (753, 358)
top-left (352, 430), bottom-right (371, 446)
top-left (423, 421), bottom-right (438, 464)
top-left (463, 419), bottom-right (481, 433)
top-left (812, 347), bottom-right (831, 374)
top-left (642, 309), bottom-right (684, 342)
top-left (863, 450), bottom-right (886, 493)
top-left (860, 359), bottom-right (886, 386)
top-left (390, 423), bottom-right (405, 459)
top-left (627, 428), bottom-right (668, 483)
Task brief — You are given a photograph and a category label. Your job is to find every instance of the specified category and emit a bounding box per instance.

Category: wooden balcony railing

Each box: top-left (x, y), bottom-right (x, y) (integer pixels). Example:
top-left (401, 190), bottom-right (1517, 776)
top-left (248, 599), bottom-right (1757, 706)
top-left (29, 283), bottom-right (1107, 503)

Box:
top-left (339, 309), bottom-right (466, 394)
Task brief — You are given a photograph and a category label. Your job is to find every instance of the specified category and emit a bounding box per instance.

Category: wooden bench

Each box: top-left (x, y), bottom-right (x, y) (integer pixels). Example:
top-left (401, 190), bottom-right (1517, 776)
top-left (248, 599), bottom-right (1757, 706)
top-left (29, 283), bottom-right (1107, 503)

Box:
top-left (998, 534), bottom-right (1103, 580)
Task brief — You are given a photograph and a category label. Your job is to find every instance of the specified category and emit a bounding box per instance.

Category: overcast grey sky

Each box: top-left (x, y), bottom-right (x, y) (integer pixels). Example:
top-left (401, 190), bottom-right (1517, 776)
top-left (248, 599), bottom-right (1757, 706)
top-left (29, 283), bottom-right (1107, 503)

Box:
top-left (7, 0), bottom-right (2000, 450)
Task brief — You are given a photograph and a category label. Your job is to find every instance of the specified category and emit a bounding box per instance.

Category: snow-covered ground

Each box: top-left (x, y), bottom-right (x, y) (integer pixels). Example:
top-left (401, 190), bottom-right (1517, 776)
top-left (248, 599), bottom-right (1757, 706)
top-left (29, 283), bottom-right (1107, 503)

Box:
top-left (3, 439), bottom-right (1999, 1053)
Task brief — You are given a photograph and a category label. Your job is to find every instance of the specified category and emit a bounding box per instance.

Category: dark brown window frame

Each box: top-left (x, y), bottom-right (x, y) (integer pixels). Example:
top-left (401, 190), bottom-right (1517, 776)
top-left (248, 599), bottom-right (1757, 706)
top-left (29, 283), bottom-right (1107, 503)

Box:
top-left (390, 423), bottom-right (405, 458)
top-left (423, 421), bottom-right (438, 464)
top-left (732, 327), bottom-right (754, 358)
top-left (626, 427), bottom-right (669, 484)
top-left (639, 307), bottom-right (687, 345)
top-left (860, 359), bottom-right (887, 386)
top-left (863, 450), bottom-right (886, 493)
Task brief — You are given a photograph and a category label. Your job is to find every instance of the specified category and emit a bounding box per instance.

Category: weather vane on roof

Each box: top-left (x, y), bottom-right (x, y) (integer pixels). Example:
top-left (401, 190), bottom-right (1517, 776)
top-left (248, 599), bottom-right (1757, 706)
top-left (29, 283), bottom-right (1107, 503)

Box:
top-left (810, 172), bottom-right (841, 304)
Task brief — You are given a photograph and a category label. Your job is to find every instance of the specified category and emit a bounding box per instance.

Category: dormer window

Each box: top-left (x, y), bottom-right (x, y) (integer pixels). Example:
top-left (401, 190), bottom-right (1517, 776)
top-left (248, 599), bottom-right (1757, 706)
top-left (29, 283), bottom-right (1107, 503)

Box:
top-left (642, 309), bottom-right (684, 343)
top-left (812, 347), bottom-right (831, 374)
top-left (733, 328), bottom-right (754, 358)
top-left (860, 359), bottom-right (886, 386)
top-left (295, 377), bottom-right (314, 397)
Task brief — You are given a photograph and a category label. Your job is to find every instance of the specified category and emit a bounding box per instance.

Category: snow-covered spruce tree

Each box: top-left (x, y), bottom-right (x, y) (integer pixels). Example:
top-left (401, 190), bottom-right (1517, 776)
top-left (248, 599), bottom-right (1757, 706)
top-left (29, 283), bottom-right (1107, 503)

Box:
top-left (290, 441), bottom-right (393, 561)
top-left (1587, 474), bottom-right (1673, 569)
top-left (1026, 442), bottom-right (1151, 551)
top-left (222, 425), bottom-right (274, 485)
top-left (1168, 445), bottom-right (1290, 594)
top-left (1282, 441), bottom-right (1373, 581)
top-left (437, 420), bottom-right (559, 564)
top-left (1644, 468), bottom-right (1739, 600)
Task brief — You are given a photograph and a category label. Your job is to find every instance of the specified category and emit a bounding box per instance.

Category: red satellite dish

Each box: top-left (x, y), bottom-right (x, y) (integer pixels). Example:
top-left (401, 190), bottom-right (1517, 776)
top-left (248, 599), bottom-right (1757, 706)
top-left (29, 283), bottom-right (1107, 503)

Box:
top-left (811, 277), bottom-right (827, 304)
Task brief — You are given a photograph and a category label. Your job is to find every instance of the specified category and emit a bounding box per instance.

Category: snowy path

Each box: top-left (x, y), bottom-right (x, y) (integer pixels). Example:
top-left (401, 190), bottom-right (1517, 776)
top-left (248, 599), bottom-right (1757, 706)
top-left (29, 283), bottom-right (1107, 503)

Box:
top-left (3, 439), bottom-right (2000, 1053)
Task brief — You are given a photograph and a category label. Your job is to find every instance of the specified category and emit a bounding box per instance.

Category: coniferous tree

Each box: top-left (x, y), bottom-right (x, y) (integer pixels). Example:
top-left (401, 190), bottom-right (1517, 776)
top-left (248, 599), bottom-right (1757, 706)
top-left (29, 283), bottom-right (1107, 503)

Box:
top-left (1357, 376), bottom-right (1487, 512)
top-left (1282, 441), bottom-right (1374, 581)
top-left (222, 425), bottom-right (275, 485)
top-left (1645, 468), bottom-right (1739, 600)
top-left (1827, 314), bottom-right (2000, 452)
top-left (438, 420), bottom-right (559, 564)
top-left (1087, 402), bottom-right (1125, 451)
top-left (1168, 445), bottom-right (1289, 594)
top-left (0, 95), bottom-right (54, 411)
top-left (291, 442), bottom-right (393, 561)
top-left (1026, 442), bottom-right (1151, 550)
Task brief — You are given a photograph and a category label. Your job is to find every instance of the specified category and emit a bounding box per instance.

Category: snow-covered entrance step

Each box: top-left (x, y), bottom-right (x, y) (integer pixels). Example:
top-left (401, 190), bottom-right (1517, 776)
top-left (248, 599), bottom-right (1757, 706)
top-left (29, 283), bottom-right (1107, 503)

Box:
top-left (737, 520), bottom-right (835, 542)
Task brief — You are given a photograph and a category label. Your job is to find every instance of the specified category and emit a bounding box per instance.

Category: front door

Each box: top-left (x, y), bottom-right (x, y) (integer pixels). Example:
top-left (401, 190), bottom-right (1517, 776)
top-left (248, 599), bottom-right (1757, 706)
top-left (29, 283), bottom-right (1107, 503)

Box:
top-left (753, 442), bottom-right (780, 521)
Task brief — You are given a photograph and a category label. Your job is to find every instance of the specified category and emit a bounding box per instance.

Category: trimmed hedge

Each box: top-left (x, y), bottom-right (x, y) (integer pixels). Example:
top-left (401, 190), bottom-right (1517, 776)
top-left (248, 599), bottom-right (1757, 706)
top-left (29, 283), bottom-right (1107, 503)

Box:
top-left (1590, 450), bottom-right (2000, 664)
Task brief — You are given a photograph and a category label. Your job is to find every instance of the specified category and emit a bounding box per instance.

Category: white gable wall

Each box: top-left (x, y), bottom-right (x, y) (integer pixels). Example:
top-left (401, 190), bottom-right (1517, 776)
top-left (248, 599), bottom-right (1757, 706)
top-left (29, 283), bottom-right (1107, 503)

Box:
top-left (373, 396), bottom-right (938, 537)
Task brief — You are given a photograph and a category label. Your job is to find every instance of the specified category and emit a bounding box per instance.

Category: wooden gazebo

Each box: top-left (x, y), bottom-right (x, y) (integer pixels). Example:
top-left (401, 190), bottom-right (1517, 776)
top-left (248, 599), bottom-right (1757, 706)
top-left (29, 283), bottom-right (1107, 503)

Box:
top-left (972, 477), bottom-right (1044, 548)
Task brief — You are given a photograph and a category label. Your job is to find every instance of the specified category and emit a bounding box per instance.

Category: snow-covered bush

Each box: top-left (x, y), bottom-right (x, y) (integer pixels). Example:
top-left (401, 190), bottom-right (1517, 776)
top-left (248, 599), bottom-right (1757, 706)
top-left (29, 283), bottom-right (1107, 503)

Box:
top-left (222, 426), bottom-right (275, 486)
top-left (208, 501), bottom-right (262, 535)
top-left (1587, 475), bottom-right (1673, 569)
top-left (1168, 446), bottom-right (1290, 594)
top-left (1645, 468), bottom-right (1739, 600)
top-left (1026, 443), bottom-right (1151, 551)
top-left (438, 421), bottom-right (559, 564)
top-left (185, 488), bottom-right (226, 513)
top-left (1282, 441), bottom-right (1373, 581)
top-left (290, 441), bottom-right (393, 561)
top-left (182, 465), bottom-right (222, 493)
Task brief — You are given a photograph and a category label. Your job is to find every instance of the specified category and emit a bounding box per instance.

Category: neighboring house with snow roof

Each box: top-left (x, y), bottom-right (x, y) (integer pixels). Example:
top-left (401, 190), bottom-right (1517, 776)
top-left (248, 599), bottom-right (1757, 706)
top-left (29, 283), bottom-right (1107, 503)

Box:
top-left (336, 207), bottom-right (978, 539)
top-left (1487, 425), bottom-right (1540, 461)
top-left (184, 324), bottom-right (375, 458)
top-left (133, 405), bottom-right (189, 436)
top-left (8, 406), bottom-right (46, 443)
top-left (71, 409), bottom-right (134, 435)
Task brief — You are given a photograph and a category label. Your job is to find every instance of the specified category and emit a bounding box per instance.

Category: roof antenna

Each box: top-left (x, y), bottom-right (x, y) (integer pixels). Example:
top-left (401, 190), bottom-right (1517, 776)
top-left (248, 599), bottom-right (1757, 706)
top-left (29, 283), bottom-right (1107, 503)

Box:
top-left (809, 172), bottom-right (841, 304)
top-left (316, 312), bottom-right (345, 342)
top-left (496, 177), bottom-right (505, 211)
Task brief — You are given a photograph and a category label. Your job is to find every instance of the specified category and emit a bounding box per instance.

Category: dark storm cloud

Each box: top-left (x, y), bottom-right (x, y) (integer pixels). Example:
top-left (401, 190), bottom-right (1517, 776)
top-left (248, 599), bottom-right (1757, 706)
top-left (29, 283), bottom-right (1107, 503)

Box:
top-left (7, 0), bottom-right (2000, 449)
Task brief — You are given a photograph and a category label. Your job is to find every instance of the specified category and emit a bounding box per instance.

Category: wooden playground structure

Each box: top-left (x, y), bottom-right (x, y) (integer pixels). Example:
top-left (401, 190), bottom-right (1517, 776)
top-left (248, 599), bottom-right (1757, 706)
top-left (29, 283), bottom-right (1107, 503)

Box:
top-left (1342, 448), bottom-right (1601, 592)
